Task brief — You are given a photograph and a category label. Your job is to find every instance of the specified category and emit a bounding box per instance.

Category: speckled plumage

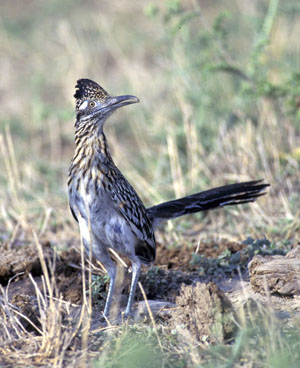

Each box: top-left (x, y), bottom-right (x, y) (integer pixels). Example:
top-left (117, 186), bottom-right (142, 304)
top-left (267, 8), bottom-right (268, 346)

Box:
top-left (74, 79), bottom-right (109, 111)
top-left (68, 79), bottom-right (269, 319)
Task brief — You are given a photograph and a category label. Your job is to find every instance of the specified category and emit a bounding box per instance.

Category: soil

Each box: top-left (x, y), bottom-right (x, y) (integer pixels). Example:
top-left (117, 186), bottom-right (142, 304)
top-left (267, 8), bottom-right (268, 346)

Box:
top-left (0, 237), bottom-right (298, 345)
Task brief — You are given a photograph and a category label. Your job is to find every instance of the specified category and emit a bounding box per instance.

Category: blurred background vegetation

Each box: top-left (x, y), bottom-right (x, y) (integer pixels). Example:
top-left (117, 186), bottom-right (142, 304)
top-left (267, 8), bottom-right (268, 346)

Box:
top-left (0, 0), bottom-right (300, 248)
top-left (1, 1), bottom-right (300, 367)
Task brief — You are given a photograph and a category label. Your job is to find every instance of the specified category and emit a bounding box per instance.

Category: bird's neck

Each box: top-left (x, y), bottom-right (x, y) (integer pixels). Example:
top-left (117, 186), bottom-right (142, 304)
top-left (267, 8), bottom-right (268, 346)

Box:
top-left (73, 119), bottom-right (113, 164)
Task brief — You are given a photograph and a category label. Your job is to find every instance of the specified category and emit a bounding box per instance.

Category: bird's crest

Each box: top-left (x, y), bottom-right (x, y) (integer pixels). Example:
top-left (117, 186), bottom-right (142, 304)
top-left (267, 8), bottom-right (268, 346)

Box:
top-left (74, 79), bottom-right (110, 111)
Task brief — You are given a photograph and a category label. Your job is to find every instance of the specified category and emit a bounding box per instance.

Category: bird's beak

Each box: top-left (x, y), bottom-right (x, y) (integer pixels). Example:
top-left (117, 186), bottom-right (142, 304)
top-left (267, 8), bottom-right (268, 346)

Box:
top-left (102, 95), bottom-right (139, 112)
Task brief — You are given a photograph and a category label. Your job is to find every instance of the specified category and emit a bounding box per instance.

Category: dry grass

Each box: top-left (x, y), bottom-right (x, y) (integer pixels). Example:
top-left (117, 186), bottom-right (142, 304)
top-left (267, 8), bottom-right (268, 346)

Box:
top-left (2, 248), bottom-right (300, 368)
top-left (0, 0), bottom-right (300, 367)
top-left (1, 258), bottom-right (105, 367)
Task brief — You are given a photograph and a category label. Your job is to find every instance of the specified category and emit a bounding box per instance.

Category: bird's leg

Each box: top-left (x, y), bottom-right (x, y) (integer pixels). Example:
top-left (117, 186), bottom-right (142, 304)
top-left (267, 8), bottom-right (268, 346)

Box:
top-left (102, 259), bottom-right (117, 318)
top-left (124, 259), bottom-right (141, 317)
top-left (79, 221), bottom-right (117, 319)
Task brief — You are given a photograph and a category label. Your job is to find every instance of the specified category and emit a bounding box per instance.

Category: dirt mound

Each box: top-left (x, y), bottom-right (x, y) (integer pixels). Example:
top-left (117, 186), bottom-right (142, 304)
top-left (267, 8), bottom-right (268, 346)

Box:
top-left (0, 242), bottom-right (84, 306)
top-left (0, 242), bottom-right (51, 284)
top-left (169, 282), bottom-right (236, 344)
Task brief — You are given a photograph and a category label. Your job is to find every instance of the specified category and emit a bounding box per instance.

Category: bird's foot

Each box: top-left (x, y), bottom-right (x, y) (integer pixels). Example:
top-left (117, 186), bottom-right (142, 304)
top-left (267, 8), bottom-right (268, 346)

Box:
top-left (100, 312), bottom-right (123, 326)
top-left (123, 308), bottom-right (134, 321)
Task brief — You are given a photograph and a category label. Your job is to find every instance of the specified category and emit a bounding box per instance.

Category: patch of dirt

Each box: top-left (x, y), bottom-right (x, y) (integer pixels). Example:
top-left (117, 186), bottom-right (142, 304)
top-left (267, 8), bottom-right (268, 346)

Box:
top-left (195, 239), bottom-right (244, 258)
top-left (155, 239), bottom-right (245, 270)
top-left (5, 276), bottom-right (43, 299)
top-left (155, 243), bottom-right (195, 270)
top-left (10, 293), bottom-right (40, 331)
top-left (136, 267), bottom-right (196, 302)
top-left (56, 272), bottom-right (84, 304)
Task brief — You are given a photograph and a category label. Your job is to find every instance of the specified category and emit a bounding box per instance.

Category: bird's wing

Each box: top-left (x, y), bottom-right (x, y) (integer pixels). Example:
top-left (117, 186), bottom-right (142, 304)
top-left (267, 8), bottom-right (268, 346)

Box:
top-left (109, 169), bottom-right (156, 260)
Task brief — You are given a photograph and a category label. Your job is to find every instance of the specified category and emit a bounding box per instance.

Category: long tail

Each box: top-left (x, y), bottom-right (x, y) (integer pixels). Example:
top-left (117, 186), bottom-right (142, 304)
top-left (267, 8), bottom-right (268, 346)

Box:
top-left (147, 180), bottom-right (269, 227)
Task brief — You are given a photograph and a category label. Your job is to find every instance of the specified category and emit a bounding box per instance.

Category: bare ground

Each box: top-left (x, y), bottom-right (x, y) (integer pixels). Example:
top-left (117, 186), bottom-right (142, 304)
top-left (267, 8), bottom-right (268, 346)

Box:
top-left (0, 238), bottom-right (299, 365)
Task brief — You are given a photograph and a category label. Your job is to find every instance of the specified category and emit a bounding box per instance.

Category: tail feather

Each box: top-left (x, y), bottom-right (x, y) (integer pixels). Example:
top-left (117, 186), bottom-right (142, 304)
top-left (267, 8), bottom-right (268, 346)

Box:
top-left (147, 180), bottom-right (269, 227)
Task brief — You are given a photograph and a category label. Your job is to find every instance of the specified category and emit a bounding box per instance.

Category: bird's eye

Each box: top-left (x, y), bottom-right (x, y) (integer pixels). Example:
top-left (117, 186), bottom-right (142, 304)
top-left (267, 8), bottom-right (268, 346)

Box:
top-left (88, 101), bottom-right (96, 108)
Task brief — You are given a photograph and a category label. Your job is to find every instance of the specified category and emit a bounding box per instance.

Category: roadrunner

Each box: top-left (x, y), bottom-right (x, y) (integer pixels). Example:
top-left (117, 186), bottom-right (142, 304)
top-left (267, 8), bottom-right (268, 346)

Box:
top-left (68, 79), bottom-right (269, 318)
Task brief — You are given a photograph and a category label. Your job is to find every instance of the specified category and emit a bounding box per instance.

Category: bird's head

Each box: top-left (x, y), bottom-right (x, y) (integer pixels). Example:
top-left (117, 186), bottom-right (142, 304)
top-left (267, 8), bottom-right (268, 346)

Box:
top-left (74, 79), bottom-right (139, 129)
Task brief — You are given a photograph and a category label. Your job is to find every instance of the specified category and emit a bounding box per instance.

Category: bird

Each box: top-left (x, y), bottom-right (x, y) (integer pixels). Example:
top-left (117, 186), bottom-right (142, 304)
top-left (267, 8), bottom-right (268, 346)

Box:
top-left (68, 78), bottom-right (269, 319)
